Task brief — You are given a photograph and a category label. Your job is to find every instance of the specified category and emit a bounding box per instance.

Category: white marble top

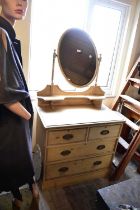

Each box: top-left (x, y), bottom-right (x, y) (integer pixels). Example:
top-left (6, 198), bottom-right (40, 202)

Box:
top-left (36, 105), bottom-right (124, 128)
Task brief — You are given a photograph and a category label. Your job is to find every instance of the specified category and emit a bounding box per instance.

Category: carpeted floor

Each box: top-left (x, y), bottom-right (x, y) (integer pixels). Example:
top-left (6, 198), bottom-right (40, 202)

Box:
top-left (0, 187), bottom-right (32, 210)
top-left (0, 186), bottom-right (50, 210)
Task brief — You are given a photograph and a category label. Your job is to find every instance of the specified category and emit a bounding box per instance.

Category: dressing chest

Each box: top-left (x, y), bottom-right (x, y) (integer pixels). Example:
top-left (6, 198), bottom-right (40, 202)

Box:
top-left (36, 105), bottom-right (123, 189)
top-left (35, 28), bottom-right (124, 189)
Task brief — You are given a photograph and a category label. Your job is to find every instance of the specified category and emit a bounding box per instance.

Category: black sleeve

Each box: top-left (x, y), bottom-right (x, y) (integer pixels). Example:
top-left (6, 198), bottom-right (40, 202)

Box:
top-left (0, 29), bottom-right (29, 104)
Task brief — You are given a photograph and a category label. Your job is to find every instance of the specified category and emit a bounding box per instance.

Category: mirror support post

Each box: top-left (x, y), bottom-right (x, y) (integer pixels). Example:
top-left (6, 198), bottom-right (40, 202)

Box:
top-left (95, 54), bottom-right (102, 86)
top-left (51, 49), bottom-right (57, 95)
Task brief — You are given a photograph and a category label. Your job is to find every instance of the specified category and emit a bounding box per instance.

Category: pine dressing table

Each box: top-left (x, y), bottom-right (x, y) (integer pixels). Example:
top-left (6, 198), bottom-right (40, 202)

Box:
top-left (35, 28), bottom-right (124, 189)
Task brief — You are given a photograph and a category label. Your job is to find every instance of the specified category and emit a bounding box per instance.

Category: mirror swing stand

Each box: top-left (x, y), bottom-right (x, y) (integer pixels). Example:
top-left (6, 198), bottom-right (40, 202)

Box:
top-left (37, 28), bottom-right (106, 109)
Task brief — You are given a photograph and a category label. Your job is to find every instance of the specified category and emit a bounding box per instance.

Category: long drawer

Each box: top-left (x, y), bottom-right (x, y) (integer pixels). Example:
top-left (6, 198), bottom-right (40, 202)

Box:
top-left (47, 128), bottom-right (87, 145)
top-left (45, 154), bottom-right (113, 179)
top-left (88, 124), bottom-right (121, 140)
top-left (46, 138), bottom-right (117, 162)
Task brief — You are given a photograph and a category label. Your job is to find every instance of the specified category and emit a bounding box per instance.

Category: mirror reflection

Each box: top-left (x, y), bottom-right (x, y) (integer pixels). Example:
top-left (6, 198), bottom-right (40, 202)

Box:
top-left (57, 28), bottom-right (98, 87)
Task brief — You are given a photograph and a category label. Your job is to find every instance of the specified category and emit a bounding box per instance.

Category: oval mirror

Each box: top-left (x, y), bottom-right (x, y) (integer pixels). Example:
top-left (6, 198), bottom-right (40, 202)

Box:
top-left (57, 28), bottom-right (98, 87)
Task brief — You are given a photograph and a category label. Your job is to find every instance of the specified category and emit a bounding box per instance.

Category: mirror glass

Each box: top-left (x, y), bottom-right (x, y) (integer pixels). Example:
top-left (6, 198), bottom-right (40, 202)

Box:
top-left (57, 28), bottom-right (98, 87)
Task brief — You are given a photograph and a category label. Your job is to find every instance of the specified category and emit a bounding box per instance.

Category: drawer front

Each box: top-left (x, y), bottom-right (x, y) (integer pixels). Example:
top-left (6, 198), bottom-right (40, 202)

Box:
top-left (47, 139), bottom-right (117, 162)
top-left (88, 124), bottom-right (121, 140)
top-left (47, 128), bottom-right (87, 145)
top-left (45, 154), bottom-right (112, 179)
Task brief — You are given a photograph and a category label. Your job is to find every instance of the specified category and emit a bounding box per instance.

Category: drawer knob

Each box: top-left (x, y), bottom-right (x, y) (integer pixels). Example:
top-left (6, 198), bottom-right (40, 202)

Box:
top-left (100, 130), bottom-right (109, 135)
top-left (63, 134), bottom-right (74, 140)
top-left (60, 150), bottom-right (71, 156)
top-left (58, 167), bottom-right (69, 173)
top-left (97, 145), bottom-right (105, 150)
top-left (93, 161), bottom-right (102, 166)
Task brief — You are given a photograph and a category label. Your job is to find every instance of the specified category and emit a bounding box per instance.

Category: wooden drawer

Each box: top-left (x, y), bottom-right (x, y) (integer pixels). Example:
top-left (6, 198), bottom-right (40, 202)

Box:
top-left (88, 124), bottom-right (121, 140)
top-left (45, 154), bottom-right (112, 179)
top-left (47, 128), bottom-right (87, 145)
top-left (47, 138), bottom-right (117, 162)
top-left (43, 168), bottom-right (110, 189)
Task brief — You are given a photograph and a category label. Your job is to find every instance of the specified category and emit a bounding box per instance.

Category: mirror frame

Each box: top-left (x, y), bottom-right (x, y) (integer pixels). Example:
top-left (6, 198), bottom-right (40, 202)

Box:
top-left (57, 28), bottom-right (99, 87)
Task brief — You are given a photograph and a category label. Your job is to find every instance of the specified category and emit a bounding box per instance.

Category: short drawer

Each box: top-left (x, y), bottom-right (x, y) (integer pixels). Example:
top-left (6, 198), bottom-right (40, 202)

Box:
top-left (45, 154), bottom-right (113, 179)
top-left (47, 128), bottom-right (87, 145)
top-left (47, 139), bottom-right (117, 162)
top-left (88, 124), bottom-right (122, 140)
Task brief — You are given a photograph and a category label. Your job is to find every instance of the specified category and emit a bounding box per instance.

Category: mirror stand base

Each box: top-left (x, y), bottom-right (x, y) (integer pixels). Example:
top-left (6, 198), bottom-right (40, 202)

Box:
top-left (37, 84), bottom-right (106, 109)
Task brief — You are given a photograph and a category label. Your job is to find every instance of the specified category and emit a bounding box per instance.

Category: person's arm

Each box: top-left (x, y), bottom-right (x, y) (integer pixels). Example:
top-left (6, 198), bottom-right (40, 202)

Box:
top-left (4, 102), bottom-right (31, 120)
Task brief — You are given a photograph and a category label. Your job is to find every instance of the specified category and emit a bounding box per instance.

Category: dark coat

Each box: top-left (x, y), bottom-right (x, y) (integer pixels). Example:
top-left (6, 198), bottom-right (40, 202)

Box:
top-left (0, 16), bottom-right (34, 192)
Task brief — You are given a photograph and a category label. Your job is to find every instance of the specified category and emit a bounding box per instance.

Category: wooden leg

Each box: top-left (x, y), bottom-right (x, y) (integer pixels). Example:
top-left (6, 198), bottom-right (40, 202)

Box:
top-left (110, 131), bottom-right (140, 180)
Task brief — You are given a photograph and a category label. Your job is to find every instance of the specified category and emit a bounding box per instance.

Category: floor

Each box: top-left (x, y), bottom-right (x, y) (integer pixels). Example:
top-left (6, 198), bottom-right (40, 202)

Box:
top-left (42, 157), bottom-right (140, 210)
top-left (0, 154), bottom-right (139, 210)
